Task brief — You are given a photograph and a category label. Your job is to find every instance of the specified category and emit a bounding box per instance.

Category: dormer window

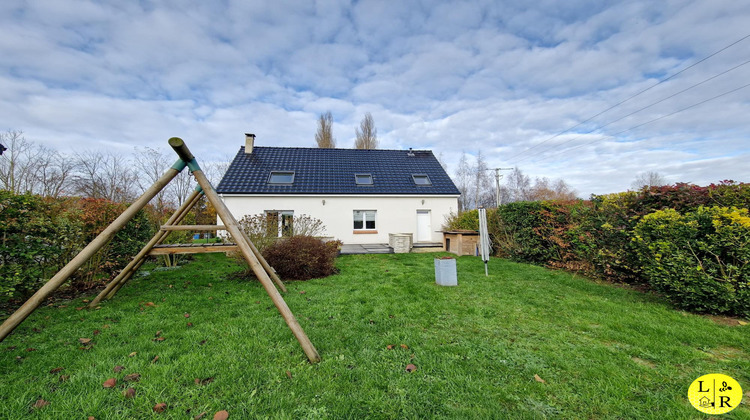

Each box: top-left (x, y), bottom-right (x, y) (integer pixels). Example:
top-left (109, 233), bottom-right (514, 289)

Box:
top-left (412, 174), bottom-right (432, 186)
top-left (355, 173), bottom-right (373, 185)
top-left (268, 171), bottom-right (295, 184)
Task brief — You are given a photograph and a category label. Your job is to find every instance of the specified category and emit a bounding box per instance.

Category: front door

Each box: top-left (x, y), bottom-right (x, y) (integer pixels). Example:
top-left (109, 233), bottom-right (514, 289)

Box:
top-left (417, 210), bottom-right (431, 242)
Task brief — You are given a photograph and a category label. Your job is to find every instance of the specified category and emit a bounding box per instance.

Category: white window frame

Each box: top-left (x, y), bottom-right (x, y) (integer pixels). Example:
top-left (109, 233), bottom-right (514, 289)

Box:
top-left (353, 210), bottom-right (377, 231)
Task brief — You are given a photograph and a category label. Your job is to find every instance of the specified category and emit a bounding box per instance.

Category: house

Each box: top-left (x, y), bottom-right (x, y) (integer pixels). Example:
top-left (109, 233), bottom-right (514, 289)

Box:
top-left (216, 134), bottom-right (460, 246)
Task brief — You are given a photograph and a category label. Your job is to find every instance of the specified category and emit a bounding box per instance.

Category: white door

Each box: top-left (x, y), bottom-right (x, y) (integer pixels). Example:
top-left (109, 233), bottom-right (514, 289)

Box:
top-left (417, 210), bottom-right (431, 242)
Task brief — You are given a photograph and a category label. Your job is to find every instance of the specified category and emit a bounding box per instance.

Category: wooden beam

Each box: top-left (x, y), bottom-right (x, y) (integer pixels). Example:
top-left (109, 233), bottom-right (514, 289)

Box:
top-left (168, 137), bottom-right (320, 364)
top-left (148, 244), bottom-right (238, 255)
top-left (0, 161), bottom-right (186, 342)
top-left (160, 225), bottom-right (226, 231)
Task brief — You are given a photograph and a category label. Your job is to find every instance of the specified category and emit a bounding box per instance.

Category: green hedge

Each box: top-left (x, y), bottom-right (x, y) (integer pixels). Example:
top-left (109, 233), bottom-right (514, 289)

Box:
top-left (443, 182), bottom-right (750, 317)
top-left (633, 207), bottom-right (750, 317)
top-left (0, 191), bottom-right (156, 304)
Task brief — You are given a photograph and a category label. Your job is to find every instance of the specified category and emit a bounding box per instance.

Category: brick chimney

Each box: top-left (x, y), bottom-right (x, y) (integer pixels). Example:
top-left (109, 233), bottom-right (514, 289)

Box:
top-left (245, 133), bottom-right (255, 154)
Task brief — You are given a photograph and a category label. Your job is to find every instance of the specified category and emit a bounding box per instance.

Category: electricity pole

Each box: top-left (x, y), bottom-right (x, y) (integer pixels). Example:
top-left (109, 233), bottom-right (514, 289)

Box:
top-left (490, 167), bottom-right (513, 208)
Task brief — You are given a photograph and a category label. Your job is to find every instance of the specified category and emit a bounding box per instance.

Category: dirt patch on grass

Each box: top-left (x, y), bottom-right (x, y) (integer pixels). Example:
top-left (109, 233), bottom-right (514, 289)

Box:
top-left (705, 314), bottom-right (748, 327)
top-left (631, 357), bottom-right (657, 369)
top-left (701, 346), bottom-right (747, 361)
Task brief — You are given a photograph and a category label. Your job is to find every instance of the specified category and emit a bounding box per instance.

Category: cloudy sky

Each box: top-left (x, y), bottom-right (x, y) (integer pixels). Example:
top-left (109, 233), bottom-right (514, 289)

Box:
top-left (2, 0), bottom-right (749, 197)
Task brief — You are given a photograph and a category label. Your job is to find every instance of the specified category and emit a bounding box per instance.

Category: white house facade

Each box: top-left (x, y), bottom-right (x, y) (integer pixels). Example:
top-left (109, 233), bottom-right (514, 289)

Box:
top-left (216, 135), bottom-right (460, 246)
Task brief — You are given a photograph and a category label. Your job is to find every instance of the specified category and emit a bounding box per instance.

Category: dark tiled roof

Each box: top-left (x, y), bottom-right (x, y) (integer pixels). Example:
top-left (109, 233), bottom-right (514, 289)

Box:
top-left (216, 146), bottom-right (460, 195)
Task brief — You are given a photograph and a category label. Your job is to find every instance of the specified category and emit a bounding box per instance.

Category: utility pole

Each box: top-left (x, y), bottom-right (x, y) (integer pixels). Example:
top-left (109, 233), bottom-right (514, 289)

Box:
top-left (489, 167), bottom-right (513, 208)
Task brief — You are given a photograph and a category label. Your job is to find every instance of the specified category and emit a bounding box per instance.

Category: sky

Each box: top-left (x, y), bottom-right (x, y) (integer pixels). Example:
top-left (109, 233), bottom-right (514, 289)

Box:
top-left (1, 0), bottom-right (749, 197)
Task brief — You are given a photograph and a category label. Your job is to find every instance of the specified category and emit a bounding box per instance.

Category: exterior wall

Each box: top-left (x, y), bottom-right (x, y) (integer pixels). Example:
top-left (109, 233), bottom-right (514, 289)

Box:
top-left (220, 194), bottom-right (458, 245)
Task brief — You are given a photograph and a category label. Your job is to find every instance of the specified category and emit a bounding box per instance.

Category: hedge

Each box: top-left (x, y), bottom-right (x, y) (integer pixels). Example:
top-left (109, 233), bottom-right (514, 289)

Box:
top-left (443, 181), bottom-right (750, 317)
top-left (0, 191), bottom-right (157, 304)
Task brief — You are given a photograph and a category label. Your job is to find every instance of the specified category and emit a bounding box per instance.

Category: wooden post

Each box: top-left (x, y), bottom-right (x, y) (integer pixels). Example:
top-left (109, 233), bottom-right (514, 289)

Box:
top-left (90, 189), bottom-right (203, 306)
top-left (0, 161), bottom-right (186, 342)
top-left (242, 230), bottom-right (287, 293)
top-left (168, 137), bottom-right (320, 363)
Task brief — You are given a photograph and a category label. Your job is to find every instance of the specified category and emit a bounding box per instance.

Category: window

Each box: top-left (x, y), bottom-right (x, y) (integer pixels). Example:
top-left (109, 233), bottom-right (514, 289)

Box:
top-left (268, 171), bottom-right (295, 184)
top-left (353, 210), bottom-right (376, 230)
top-left (265, 210), bottom-right (294, 237)
top-left (412, 174), bottom-right (432, 185)
top-left (355, 173), bottom-right (373, 185)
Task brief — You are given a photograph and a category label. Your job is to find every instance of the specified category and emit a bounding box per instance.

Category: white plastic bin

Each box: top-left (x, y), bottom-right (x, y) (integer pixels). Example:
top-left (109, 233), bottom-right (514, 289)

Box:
top-left (434, 258), bottom-right (457, 286)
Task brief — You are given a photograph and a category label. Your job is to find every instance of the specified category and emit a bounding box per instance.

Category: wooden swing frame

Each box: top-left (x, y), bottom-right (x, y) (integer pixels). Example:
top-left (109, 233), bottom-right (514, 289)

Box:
top-left (0, 138), bottom-right (320, 363)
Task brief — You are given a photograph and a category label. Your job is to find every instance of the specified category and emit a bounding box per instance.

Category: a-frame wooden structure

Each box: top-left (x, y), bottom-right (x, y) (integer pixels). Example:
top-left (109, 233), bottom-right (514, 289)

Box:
top-left (0, 138), bottom-right (320, 363)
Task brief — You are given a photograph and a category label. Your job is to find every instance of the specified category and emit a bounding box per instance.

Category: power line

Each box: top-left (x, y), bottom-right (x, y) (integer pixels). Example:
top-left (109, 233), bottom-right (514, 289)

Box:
top-left (505, 33), bottom-right (750, 162)
top-left (512, 58), bottom-right (750, 164)
top-left (520, 81), bottom-right (750, 164)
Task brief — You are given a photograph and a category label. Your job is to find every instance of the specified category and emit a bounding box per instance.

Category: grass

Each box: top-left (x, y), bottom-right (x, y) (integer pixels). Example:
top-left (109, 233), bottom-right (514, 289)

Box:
top-left (1, 253), bottom-right (748, 419)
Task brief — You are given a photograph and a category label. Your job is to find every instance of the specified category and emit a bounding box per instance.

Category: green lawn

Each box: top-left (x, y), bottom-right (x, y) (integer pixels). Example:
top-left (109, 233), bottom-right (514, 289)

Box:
top-left (1, 253), bottom-right (748, 419)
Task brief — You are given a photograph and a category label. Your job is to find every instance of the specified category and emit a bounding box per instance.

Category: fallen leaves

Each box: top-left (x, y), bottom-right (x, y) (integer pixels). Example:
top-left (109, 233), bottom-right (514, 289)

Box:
top-left (184, 313), bottom-right (191, 318)
top-left (534, 374), bottom-right (546, 384)
top-left (123, 373), bottom-right (141, 382)
top-left (153, 402), bottom-right (167, 413)
top-left (25, 347), bottom-right (36, 352)
top-left (286, 371), bottom-right (292, 379)
top-left (145, 302), bottom-right (156, 307)
top-left (151, 355), bottom-right (159, 364)
top-left (49, 367), bottom-right (64, 374)
top-left (194, 377), bottom-right (214, 386)
top-left (128, 352), bottom-right (137, 357)
top-left (214, 410), bottom-right (229, 420)
top-left (122, 387), bottom-right (136, 398)
top-left (739, 320), bottom-right (748, 326)
top-left (59, 375), bottom-right (70, 382)
top-left (32, 399), bottom-right (50, 409)
top-left (405, 364), bottom-right (417, 373)
top-left (113, 365), bottom-right (125, 373)
top-left (194, 412), bottom-right (207, 420)
top-left (102, 378), bottom-right (117, 388)
top-left (400, 344), bottom-right (409, 349)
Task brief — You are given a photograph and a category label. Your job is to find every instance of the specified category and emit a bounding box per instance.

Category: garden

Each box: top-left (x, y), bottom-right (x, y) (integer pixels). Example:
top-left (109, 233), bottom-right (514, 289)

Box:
top-left (0, 252), bottom-right (748, 418)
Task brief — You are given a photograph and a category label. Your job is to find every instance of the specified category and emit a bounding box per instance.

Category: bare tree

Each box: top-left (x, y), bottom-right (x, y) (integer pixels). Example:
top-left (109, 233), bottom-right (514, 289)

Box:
top-left (72, 150), bottom-right (138, 202)
top-left (134, 146), bottom-right (172, 213)
top-left (315, 111), bottom-right (336, 148)
top-left (528, 177), bottom-right (578, 201)
top-left (504, 167), bottom-right (532, 202)
top-left (473, 151), bottom-right (493, 208)
top-left (33, 147), bottom-right (74, 198)
top-left (170, 169), bottom-right (194, 207)
top-left (454, 152), bottom-right (472, 212)
top-left (354, 112), bottom-right (378, 149)
top-left (631, 171), bottom-right (667, 190)
top-left (0, 130), bottom-right (42, 194)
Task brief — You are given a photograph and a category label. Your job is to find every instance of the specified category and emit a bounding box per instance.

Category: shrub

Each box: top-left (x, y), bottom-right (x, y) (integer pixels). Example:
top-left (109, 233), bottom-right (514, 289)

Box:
top-left (0, 192), bottom-right (157, 304)
top-left (633, 206), bottom-right (750, 317)
top-left (262, 236), bottom-right (342, 280)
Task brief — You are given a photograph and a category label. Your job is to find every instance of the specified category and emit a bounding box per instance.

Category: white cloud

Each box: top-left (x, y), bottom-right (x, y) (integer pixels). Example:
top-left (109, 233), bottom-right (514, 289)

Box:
top-left (1, 0), bottom-right (749, 197)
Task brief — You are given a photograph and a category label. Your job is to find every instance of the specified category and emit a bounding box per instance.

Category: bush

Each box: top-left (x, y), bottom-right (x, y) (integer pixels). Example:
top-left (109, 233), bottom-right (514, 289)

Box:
top-left (633, 206), bottom-right (750, 317)
top-left (262, 236), bottom-right (342, 280)
top-left (0, 191), bottom-right (157, 304)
